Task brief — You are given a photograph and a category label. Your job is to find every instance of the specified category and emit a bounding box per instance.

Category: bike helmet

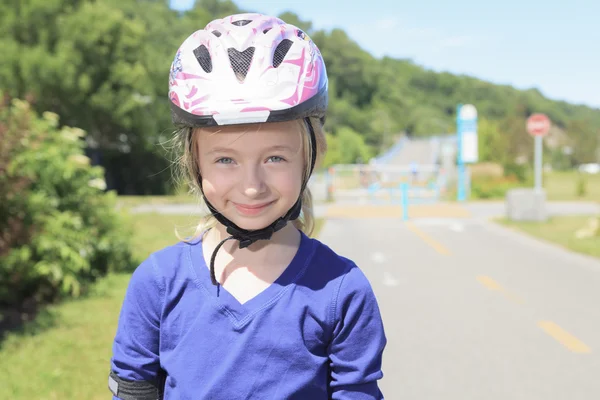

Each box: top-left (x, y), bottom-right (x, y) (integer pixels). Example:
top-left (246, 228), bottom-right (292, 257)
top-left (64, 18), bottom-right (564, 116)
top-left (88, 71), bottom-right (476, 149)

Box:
top-left (168, 13), bottom-right (328, 286)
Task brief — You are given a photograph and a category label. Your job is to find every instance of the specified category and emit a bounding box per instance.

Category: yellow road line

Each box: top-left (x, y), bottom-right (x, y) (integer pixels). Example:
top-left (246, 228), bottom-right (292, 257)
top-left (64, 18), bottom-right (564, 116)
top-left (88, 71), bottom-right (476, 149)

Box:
top-left (477, 275), bottom-right (501, 290)
top-left (538, 321), bottom-right (592, 353)
top-left (405, 222), bottom-right (451, 255)
top-left (477, 277), bottom-right (590, 353)
top-left (476, 275), bottom-right (525, 305)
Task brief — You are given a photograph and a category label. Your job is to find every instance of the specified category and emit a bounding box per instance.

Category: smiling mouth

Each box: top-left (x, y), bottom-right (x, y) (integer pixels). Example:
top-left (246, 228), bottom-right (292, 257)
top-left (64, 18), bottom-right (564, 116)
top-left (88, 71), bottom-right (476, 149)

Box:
top-left (232, 201), bottom-right (275, 216)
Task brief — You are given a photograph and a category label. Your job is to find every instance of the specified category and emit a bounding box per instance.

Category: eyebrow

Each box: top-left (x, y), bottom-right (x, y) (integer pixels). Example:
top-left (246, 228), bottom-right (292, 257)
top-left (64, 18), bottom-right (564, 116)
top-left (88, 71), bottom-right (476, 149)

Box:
top-left (207, 145), bottom-right (294, 154)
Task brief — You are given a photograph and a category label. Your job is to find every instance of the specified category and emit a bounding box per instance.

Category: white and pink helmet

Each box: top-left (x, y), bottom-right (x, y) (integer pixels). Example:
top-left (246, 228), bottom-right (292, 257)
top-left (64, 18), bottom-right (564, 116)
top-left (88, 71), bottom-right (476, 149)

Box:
top-left (169, 13), bottom-right (328, 127)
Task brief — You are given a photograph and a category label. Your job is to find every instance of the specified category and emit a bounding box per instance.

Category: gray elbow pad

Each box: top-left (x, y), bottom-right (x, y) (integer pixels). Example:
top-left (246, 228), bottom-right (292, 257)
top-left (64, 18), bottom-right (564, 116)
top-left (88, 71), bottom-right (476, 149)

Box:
top-left (108, 370), bottom-right (165, 400)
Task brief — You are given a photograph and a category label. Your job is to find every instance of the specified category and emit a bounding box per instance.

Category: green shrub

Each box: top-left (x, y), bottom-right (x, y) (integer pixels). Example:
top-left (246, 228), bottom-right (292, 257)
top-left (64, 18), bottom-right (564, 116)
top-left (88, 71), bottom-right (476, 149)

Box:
top-left (576, 173), bottom-right (588, 197)
top-left (0, 98), bottom-right (134, 316)
top-left (503, 162), bottom-right (530, 183)
top-left (470, 175), bottom-right (522, 199)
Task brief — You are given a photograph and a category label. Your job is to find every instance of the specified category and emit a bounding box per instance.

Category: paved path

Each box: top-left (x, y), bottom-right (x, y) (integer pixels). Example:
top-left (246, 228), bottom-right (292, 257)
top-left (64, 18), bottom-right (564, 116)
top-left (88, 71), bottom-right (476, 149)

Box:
top-left (319, 216), bottom-right (600, 399)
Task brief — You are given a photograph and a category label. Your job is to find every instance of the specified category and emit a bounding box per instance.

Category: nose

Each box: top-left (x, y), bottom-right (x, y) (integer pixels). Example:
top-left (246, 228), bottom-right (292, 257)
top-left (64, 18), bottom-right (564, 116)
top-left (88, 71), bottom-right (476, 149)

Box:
top-left (243, 164), bottom-right (267, 198)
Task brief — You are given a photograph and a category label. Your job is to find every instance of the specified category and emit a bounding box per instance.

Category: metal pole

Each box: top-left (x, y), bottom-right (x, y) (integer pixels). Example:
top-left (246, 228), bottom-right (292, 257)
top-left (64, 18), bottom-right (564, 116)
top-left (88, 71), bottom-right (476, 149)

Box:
top-left (457, 164), bottom-right (466, 201)
top-left (401, 183), bottom-right (409, 221)
top-left (534, 135), bottom-right (543, 191)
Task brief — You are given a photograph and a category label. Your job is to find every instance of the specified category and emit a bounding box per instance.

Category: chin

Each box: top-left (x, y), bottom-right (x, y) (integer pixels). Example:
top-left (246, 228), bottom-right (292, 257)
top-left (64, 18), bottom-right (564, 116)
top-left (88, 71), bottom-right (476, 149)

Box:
top-left (232, 217), bottom-right (278, 231)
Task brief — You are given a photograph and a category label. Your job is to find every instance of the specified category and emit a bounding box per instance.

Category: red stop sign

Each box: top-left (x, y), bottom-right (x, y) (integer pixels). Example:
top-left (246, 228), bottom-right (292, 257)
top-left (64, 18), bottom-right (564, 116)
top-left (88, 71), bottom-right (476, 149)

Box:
top-left (526, 113), bottom-right (551, 136)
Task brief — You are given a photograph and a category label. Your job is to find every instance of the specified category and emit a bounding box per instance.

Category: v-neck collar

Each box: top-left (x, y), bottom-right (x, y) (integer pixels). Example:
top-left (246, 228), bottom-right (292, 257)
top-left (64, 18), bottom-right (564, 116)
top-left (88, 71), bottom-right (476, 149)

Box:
top-left (187, 231), bottom-right (314, 328)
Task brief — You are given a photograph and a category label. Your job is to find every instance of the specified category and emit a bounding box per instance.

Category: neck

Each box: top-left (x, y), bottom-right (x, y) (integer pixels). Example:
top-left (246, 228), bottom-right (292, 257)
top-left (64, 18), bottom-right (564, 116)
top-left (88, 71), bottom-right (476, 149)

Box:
top-left (202, 220), bottom-right (301, 284)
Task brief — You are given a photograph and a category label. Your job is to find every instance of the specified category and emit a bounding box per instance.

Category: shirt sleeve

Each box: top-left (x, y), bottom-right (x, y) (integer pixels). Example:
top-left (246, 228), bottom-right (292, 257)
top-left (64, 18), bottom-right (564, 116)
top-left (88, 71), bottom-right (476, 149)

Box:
top-left (328, 263), bottom-right (387, 399)
top-left (109, 255), bottom-right (164, 393)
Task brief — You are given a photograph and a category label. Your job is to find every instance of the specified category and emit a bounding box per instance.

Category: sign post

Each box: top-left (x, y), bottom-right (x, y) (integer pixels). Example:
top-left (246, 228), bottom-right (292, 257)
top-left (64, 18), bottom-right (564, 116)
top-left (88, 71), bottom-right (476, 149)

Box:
top-left (526, 113), bottom-right (551, 192)
top-left (456, 104), bottom-right (478, 201)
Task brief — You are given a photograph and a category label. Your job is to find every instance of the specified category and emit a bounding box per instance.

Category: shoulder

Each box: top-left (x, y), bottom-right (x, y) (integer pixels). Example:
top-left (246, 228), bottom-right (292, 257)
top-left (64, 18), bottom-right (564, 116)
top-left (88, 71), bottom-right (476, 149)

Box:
top-left (307, 238), bottom-right (385, 352)
top-left (130, 237), bottom-right (202, 291)
top-left (304, 236), bottom-right (375, 299)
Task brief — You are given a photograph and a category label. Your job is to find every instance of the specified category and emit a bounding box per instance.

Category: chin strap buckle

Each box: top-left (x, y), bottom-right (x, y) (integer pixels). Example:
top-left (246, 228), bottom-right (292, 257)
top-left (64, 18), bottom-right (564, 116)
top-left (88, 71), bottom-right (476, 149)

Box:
top-left (238, 238), bottom-right (254, 248)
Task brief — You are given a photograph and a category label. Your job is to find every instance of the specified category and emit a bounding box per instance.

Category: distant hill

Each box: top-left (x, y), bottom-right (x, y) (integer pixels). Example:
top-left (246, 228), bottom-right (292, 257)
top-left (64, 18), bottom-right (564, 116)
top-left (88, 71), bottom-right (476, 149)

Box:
top-left (295, 17), bottom-right (600, 166)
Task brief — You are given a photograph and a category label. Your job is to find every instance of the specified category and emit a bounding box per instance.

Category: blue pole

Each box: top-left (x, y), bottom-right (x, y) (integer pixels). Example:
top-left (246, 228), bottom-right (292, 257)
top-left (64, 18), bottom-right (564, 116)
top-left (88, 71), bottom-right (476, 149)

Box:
top-left (457, 164), bottom-right (466, 202)
top-left (401, 183), bottom-right (409, 221)
top-left (456, 104), bottom-right (466, 202)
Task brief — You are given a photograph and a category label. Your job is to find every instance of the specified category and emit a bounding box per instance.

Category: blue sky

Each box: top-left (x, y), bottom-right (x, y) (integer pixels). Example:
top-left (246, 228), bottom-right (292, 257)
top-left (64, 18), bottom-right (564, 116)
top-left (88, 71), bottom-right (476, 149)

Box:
top-left (170, 0), bottom-right (599, 109)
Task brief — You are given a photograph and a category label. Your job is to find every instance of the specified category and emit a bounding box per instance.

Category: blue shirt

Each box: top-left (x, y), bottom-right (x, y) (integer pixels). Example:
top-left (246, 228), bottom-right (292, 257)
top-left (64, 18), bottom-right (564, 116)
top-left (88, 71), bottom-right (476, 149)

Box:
top-left (110, 231), bottom-right (387, 399)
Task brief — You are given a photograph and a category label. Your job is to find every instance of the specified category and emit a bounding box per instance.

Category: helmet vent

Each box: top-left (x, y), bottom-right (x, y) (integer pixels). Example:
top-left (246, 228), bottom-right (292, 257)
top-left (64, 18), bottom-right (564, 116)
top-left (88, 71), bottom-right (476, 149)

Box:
top-left (232, 19), bottom-right (252, 26)
top-left (193, 45), bottom-right (212, 73)
top-left (273, 39), bottom-right (293, 68)
top-left (227, 47), bottom-right (255, 81)
top-left (211, 30), bottom-right (222, 37)
top-left (263, 28), bottom-right (272, 34)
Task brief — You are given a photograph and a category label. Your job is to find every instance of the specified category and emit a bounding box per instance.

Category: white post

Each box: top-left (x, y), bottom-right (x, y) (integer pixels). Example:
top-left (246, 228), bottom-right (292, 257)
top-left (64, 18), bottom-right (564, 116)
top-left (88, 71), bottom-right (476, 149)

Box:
top-left (534, 135), bottom-right (543, 192)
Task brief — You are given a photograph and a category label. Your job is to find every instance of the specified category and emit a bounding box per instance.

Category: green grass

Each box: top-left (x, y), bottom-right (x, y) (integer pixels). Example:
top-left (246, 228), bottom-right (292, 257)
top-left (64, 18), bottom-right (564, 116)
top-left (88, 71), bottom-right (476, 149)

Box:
top-left (444, 170), bottom-right (600, 202)
top-left (543, 171), bottom-right (600, 201)
top-left (127, 213), bottom-right (204, 261)
top-left (0, 213), bottom-right (326, 400)
top-left (0, 274), bottom-right (131, 400)
top-left (116, 193), bottom-right (197, 209)
top-left (497, 215), bottom-right (600, 259)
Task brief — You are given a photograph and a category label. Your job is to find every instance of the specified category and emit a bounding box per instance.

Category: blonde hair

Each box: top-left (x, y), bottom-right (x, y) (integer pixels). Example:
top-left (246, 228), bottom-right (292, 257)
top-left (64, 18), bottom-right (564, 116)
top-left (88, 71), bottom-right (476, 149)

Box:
top-left (172, 117), bottom-right (327, 241)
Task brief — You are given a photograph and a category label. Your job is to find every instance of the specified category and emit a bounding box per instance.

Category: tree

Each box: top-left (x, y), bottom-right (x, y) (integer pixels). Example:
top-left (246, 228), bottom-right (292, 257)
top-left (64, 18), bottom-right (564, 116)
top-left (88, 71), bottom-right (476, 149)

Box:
top-left (323, 126), bottom-right (373, 167)
top-left (0, 1), bottom-right (158, 149)
top-left (478, 118), bottom-right (508, 164)
top-left (311, 29), bottom-right (378, 107)
top-left (277, 11), bottom-right (313, 34)
top-left (193, 0), bottom-right (241, 19)
top-left (568, 120), bottom-right (600, 164)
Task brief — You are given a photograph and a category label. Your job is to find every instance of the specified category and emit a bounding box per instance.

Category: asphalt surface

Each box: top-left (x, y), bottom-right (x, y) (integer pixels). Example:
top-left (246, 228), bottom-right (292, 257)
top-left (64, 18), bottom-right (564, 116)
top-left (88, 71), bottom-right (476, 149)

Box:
top-left (319, 215), bottom-right (600, 399)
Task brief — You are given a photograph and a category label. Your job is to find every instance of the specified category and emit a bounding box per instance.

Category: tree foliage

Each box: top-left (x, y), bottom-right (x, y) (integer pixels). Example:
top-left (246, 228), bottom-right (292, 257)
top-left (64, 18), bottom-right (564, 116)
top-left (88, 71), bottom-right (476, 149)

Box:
top-left (1, 0), bottom-right (599, 193)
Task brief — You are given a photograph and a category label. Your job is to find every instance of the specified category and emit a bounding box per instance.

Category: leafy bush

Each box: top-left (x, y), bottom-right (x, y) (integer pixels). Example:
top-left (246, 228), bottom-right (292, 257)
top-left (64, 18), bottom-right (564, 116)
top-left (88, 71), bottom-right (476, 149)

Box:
top-left (0, 97), bottom-right (134, 317)
top-left (469, 162), bottom-right (504, 180)
top-left (470, 175), bottom-right (522, 199)
top-left (503, 162), bottom-right (530, 183)
top-left (576, 173), bottom-right (588, 197)
top-left (323, 126), bottom-right (374, 167)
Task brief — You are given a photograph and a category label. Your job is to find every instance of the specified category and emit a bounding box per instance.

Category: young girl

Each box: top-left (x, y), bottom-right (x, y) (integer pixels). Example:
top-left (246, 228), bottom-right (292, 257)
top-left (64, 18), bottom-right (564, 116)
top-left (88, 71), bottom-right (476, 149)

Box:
top-left (108, 13), bottom-right (387, 399)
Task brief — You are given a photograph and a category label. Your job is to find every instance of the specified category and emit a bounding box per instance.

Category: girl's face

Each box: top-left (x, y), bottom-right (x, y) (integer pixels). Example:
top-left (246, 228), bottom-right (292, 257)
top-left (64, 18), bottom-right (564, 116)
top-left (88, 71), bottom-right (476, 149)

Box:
top-left (196, 120), bottom-right (305, 231)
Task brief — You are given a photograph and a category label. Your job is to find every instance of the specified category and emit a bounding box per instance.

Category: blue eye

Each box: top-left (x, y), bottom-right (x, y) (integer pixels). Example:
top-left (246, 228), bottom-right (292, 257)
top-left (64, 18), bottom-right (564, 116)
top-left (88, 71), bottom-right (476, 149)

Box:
top-left (216, 157), bottom-right (234, 164)
top-left (267, 156), bottom-right (285, 163)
